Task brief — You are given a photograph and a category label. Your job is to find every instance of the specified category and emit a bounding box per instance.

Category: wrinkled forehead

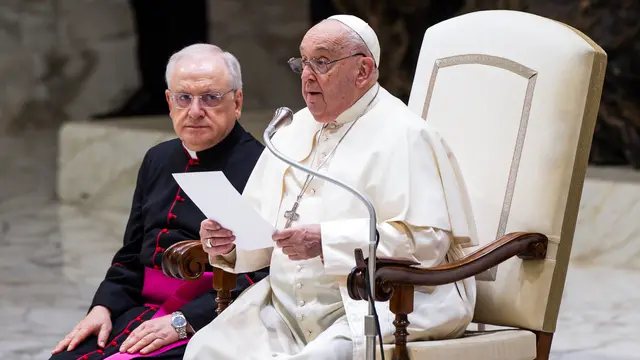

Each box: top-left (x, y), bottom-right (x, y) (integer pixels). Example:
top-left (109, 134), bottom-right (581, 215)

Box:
top-left (171, 55), bottom-right (230, 90)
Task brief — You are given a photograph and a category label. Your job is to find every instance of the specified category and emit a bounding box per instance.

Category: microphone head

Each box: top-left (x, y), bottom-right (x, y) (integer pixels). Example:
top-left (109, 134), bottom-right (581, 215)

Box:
top-left (272, 107), bottom-right (293, 128)
top-left (265, 107), bottom-right (293, 138)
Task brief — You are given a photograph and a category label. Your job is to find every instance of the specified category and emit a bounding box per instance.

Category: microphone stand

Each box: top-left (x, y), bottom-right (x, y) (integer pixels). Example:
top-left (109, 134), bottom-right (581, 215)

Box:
top-left (264, 107), bottom-right (379, 360)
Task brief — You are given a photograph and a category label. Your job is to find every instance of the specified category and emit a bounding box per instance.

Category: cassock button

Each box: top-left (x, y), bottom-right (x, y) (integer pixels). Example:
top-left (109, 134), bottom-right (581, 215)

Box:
top-left (296, 283), bottom-right (302, 289)
top-left (308, 189), bottom-right (316, 195)
top-left (299, 300), bottom-right (305, 306)
top-left (296, 265), bottom-right (303, 272)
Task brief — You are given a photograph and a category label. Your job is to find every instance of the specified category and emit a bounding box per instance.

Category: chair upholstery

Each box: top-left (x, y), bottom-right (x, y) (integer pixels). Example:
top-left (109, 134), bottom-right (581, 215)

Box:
top-left (359, 9), bottom-right (606, 360)
top-left (407, 9), bottom-right (606, 334)
top-left (381, 330), bottom-right (537, 360)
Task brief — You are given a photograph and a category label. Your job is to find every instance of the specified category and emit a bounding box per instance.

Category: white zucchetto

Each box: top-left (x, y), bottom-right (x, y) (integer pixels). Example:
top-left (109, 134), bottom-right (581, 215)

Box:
top-left (327, 14), bottom-right (380, 67)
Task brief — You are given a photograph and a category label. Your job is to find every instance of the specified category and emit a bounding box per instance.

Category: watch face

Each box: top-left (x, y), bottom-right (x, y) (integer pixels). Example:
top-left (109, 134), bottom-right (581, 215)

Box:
top-left (172, 315), bottom-right (187, 327)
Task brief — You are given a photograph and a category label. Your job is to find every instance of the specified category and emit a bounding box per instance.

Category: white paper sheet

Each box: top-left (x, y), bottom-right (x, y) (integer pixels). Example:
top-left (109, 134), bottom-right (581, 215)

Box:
top-left (172, 171), bottom-right (275, 250)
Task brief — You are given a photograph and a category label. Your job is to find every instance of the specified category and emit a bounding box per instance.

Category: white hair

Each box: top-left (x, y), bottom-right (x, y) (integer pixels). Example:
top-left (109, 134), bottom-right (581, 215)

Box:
top-left (338, 24), bottom-right (379, 81)
top-left (165, 43), bottom-right (243, 90)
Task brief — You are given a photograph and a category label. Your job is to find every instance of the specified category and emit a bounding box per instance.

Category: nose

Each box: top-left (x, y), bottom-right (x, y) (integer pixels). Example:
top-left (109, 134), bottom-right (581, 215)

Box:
top-left (301, 63), bottom-right (316, 82)
top-left (188, 97), bottom-right (204, 118)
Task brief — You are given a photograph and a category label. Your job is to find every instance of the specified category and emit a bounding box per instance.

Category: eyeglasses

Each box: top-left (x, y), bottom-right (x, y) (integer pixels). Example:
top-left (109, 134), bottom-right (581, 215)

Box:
top-left (288, 53), bottom-right (365, 75)
top-left (170, 89), bottom-right (235, 108)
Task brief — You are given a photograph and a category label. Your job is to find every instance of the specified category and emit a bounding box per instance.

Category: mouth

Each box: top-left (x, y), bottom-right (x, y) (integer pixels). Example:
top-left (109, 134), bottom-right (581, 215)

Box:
top-left (185, 125), bottom-right (209, 129)
top-left (305, 91), bottom-right (322, 97)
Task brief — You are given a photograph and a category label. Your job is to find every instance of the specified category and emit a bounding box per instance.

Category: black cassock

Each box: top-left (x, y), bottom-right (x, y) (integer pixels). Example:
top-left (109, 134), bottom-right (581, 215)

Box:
top-left (50, 122), bottom-right (269, 360)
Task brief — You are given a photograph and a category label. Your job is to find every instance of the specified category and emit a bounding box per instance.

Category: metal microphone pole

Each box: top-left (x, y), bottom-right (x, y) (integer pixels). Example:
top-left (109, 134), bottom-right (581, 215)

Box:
top-left (264, 107), bottom-right (379, 360)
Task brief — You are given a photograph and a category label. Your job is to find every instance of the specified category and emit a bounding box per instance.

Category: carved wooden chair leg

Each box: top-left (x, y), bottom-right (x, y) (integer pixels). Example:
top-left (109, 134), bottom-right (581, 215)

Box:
top-left (213, 268), bottom-right (237, 314)
top-left (389, 284), bottom-right (414, 360)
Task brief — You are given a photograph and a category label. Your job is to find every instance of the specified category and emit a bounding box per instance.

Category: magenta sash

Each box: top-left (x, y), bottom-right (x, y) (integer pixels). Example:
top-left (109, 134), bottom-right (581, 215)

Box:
top-left (104, 267), bottom-right (213, 360)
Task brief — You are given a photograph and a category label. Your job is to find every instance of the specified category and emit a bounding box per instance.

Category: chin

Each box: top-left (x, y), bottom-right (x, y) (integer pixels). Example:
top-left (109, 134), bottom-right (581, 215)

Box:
top-left (183, 132), bottom-right (215, 148)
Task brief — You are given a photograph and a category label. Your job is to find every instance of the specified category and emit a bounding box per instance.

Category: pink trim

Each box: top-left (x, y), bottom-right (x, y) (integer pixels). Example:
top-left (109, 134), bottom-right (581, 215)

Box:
top-left (245, 273), bottom-right (254, 285)
top-left (100, 307), bottom-right (155, 351)
top-left (102, 267), bottom-right (212, 360)
top-left (150, 230), bottom-right (164, 269)
top-left (152, 159), bottom-right (193, 267)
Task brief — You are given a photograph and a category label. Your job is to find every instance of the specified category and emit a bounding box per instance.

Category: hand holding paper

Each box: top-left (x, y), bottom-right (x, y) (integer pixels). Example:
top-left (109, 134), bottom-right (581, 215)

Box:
top-left (172, 171), bottom-right (275, 250)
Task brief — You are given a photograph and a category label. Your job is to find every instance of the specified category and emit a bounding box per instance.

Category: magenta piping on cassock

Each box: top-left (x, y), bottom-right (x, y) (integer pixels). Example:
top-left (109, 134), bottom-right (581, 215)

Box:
top-left (103, 267), bottom-right (213, 360)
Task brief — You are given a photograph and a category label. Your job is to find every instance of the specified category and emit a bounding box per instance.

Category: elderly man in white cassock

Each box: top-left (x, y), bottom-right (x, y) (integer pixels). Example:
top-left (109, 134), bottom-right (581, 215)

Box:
top-left (185, 14), bottom-right (477, 360)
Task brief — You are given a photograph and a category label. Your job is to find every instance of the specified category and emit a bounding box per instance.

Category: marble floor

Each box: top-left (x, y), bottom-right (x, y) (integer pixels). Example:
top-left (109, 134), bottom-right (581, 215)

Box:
top-left (1, 129), bottom-right (639, 359)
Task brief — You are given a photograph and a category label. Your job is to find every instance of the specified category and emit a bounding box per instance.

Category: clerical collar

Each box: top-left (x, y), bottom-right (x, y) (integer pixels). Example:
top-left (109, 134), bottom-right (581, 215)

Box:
top-left (181, 121), bottom-right (245, 161)
top-left (182, 144), bottom-right (198, 159)
top-left (327, 82), bottom-right (380, 129)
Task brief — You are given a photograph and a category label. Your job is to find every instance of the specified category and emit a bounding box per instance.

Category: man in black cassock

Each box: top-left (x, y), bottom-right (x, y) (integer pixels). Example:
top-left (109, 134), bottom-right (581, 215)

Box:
top-left (50, 43), bottom-right (268, 360)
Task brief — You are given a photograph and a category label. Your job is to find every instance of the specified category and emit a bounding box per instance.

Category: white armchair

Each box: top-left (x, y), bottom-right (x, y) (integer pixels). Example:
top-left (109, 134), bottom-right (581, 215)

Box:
top-left (346, 9), bottom-right (606, 360)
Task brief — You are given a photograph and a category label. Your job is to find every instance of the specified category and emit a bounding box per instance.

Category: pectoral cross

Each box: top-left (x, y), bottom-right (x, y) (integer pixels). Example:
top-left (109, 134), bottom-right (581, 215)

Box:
top-left (284, 201), bottom-right (300, 229)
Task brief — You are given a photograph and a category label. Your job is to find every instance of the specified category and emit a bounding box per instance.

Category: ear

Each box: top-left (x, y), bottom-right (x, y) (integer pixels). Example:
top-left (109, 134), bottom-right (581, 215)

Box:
top-left (355, 57), bottom-right (376, 88)
top-left (165, 90), bottom-right (172, 111)
top-left (234, 89), bottom-right (244, 119)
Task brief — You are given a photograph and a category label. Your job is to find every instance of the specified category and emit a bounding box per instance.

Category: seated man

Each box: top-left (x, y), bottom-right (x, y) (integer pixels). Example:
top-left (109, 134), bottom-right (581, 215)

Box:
top-left (187, 15), bottom-right (476, 360)
top-left (50, 44), bottom-right (269, 360)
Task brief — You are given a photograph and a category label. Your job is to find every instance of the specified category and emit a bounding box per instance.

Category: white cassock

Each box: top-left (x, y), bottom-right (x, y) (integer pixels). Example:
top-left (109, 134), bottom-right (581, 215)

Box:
top-left (184, 83), bottom-right (478, 360)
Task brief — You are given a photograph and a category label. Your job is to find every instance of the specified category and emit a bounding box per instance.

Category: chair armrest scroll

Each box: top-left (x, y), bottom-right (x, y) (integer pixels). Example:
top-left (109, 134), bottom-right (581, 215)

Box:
top-left (162, 240), bottom-right (209, 280)
top-left (347, 232), bottom-right (547, 300)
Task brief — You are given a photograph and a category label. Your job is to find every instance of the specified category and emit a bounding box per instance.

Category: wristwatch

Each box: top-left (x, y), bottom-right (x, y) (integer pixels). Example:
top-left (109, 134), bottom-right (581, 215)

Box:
top-left (171, 311), bottom-right (189, 339)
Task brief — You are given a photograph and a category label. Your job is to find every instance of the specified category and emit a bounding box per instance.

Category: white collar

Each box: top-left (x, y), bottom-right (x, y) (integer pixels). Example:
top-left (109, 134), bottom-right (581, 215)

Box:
top-left (182, 143), bottom-right (198, 159)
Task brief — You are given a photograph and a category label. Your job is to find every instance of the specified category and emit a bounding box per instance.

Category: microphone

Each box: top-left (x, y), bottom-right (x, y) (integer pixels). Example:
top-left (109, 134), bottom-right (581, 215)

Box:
top-left (265, 107), bottom-right (294, 139)
top-left (263, 107), bottom-right (381, 360)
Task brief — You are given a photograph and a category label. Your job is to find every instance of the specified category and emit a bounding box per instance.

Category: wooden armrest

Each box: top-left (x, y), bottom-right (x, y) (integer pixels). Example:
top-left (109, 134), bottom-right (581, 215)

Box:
top-left (162, 240), bottom-right (237, 314)
top-left (162, 240), bottom-right (208, 280)
top-left (347, 232), bottom-right (548, 301)
top-left (346, 231), bottom-right (548, 360)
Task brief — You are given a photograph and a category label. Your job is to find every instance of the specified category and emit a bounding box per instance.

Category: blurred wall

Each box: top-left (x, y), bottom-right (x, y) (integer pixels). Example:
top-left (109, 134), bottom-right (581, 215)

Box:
top-left (0, 0), bottom-right (307, 134)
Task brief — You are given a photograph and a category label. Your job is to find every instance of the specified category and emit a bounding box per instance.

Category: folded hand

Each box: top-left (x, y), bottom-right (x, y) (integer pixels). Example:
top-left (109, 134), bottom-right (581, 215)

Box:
top-left (272, 224), bottom-right (322, 261)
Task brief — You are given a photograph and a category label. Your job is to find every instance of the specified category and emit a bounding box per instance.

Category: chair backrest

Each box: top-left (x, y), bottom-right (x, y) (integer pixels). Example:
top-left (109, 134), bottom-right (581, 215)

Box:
top-left (407, 10), bottom-right (606, 333)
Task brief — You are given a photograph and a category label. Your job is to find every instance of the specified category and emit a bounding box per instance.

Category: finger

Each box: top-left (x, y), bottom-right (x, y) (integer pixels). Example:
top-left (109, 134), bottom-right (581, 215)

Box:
top-left (202, 219), bottom-right (221, 230)
top-left (207, 228), bottom-right (234, 238)
top-left (281, 246), bottom-right (298, 256)
top-left (203, 243), bottom-right (235, 257)
top-left (208, 236), bottom-right (235, 246)
top-left (120, 325), bottom-right (148, 352)
top-left (53, 326), bottom-right (79, 353)
top-left (272, 229), bottom-right (294, 241)
top-left (68, 327), bottom-right (92, 351)
top-left (52, 333), bottom-right (73, 354)
top-left (126, 333), bottom-right (157, 354)
top-left (97, 323), bottom-right (111, 348)
top-left (140, 338), bottom-right (166, 355)
top-left (274, 237), bottom-right (295, 248)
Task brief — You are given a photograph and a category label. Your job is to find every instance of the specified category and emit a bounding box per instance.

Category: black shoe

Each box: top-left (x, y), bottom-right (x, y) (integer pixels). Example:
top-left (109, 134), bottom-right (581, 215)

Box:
top-left (92, 88), bottom-right (168, 120)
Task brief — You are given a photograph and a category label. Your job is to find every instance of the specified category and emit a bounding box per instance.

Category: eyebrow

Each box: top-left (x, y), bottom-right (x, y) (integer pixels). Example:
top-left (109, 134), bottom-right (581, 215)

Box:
top-left (300, 45), bottom-right (332, 55)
